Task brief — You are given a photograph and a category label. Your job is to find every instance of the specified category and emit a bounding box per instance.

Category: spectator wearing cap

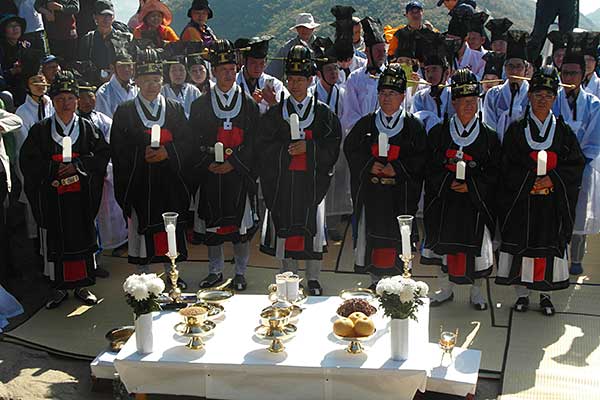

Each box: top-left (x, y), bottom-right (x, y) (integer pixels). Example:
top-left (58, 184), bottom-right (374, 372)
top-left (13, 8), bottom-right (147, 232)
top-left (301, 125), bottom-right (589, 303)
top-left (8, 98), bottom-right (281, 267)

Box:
top-left (95, 52), bottom-right (138, 118)
top-left (180, 0), bottom-right (217, 47)
top-left (17, 0), bottom-right (48, 53)
top-left (77, 0), bottom-right (133, 86)
top-left (132, 0), bottom-right (178, 48)
top-left (385, 1), bottom-right (435, 59)
top-left (34, 0), bottom-right (80, 65)
top-left (0, 14), bottom-right (31, 105)
top-left (265, 13), bottom-right (320, 81)
top-left (41, 54), bottom-right (61, 83)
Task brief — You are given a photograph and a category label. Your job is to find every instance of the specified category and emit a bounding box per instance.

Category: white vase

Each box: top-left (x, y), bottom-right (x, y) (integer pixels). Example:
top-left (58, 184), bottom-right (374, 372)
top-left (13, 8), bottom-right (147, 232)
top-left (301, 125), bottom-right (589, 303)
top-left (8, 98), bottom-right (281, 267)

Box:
top-left (134, 313), bottom-right (153, 354)
top-left (390, 318), bottom-right (410, 361)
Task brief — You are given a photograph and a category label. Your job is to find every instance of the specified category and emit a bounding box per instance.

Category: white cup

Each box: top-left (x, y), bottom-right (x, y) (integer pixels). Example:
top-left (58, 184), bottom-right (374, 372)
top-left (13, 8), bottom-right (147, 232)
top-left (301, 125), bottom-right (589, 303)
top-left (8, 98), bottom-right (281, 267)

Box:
top-left (286, 274), bottom-right (300, 302)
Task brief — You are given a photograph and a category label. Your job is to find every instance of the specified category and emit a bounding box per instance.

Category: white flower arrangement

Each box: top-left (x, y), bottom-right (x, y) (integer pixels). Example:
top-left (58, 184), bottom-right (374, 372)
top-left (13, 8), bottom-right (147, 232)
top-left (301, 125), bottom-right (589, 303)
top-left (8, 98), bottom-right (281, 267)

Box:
top-left (376, 276), bottom-right (429, 320)
top-left (123, 273), bottom-right (165, 319)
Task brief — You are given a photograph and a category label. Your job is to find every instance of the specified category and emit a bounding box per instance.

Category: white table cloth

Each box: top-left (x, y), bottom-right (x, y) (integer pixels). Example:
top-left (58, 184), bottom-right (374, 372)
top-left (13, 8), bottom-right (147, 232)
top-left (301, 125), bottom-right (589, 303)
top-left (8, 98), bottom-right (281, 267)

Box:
top-left (114, 294), bottom-right (431, 399)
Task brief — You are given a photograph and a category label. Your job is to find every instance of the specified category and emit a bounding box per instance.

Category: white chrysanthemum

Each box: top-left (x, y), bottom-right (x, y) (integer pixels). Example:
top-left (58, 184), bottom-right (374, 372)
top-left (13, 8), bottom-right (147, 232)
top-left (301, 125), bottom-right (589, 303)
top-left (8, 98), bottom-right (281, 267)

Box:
top-left (123, 275), bottom-right (142, 294)
top-left (376, 279), bottom-right (388, 295)
top-left (415, 281), bottom-right (429, 297)
top-left (131, 283), bottom-right (149, 301)
top-left (147, 277), bottom-right (165, 296)
top-left (399, 284), bottom-right (415, 303)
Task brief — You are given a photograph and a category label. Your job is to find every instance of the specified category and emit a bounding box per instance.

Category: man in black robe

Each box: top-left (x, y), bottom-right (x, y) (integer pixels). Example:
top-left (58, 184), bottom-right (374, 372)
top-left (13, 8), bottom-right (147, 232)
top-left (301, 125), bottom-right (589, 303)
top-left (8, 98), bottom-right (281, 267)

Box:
top-left (110, 49), bottom-right (190, 288)
top-left (259, 45), bottom-right (342, 296)
top-left (20, 71), bottom-right (110, 308)
top-left (424, 69), bottom-right (501, 311)
top-left (344, 64), bottom-right (426, 288)
top-left (495, 66), bottom-right (585, 316)
top-left (188, 39), bottom-right (260, 291)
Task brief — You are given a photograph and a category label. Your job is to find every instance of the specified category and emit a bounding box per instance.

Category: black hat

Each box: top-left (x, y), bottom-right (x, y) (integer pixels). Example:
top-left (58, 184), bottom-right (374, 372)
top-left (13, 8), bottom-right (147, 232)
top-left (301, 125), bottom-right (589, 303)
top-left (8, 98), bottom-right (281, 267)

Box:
top-left (446, 14), bottom-right (468, 38)
top-left (49, 70), bottom-right (79, 98)
top-left (312, 36), bottom-right (337, 70)
top-left (506, 30), bottom-right (529, 61)
top-left (164, 41), bottom-right (188, 64)
top-left (0, 14), bottom-right (26, 35)
top-left (20, 49), bottom-right (45, 83)
top-left (135, 48), bottom-right (164, 76)
top-left (467, 12), bottom-right (489, 36)
top-left (437, 0), bottom-right (477, 7)
top-left (378, 64), bottom-right (407, 93)
top-left (529, 66), bottom-right (560, 95)
top-left (449, 3), bottom-right (475, 18)
top-left (482, 51), bottom-right (505, 77)
top-left (114, 49), bottom-right (134, 65)
top-left (485, 18), bottom-right (512, 43)
top-left (234, 37), bottom-right (250, 50)
top-left (361, 17), bottom-right (385, 47)
top-left (417, 31), bottom-right (450, 68)
top-left (330, 5), bottom-right (355, 61)
top-left (78, 79), bottom-right (97, 93)
top-left (547, 31), bottom-right (569, 53)
top-left (93, 0), bottom-right (115, 15)
top-left (393, 28), bottom-right (416, 59)
top-left (209, 39), bottom-right (237, 66)
top-left (245, 36), bottom-right (271, 59)
top-left (285, 45), bottom-right (316, 77)
top-left (562, 32), bottom-right (587, 71)
top-left (583, 32), bottom-right (600, 58)
top-left (450, 68), bottom-right (481, 99)
top-left (188, 0), bottom-right (213, 19)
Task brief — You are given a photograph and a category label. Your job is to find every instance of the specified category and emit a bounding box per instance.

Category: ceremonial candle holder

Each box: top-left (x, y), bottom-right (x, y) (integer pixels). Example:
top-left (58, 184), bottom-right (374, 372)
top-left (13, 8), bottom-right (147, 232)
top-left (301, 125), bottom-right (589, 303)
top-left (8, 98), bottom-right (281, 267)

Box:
top-left (397, 215), bottom-right (414, 278)
top-left (162, 212), bottom-right (183, 306)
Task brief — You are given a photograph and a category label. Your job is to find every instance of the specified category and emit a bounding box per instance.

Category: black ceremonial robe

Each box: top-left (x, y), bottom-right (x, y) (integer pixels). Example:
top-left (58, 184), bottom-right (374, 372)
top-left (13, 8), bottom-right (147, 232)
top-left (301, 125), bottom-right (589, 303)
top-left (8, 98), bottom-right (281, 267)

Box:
top-left (423, 117), bottom-right (501, 284)
top-left (259, 97), bottom-right (342, 260)
top-left (20, 116), bottom-right (109, 289)
top-left (496, 114), bottom-right (585, 291)
top-left (110, 97), bottom-right (191, 265)
top-left (188, 86), bottom-right (260, 246)
top-left (344, 111), bottom-right (427, 276)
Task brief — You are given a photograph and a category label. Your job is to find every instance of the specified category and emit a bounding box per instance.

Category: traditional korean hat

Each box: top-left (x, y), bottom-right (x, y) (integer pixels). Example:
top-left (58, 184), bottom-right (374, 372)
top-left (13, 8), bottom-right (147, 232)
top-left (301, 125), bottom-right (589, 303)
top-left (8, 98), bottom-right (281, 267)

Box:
top-left (311, 36), bottom-right (338, 70)
top-left (482, 51), bottom-right (506, 77)
top-left (135, 48), bottom-right (164, 76)
top-left (485, 18), bottom-right (513, 43)
top-left (245, 36), bottom-right (272, 59)
top-left (361, 17), bottom-right (385, 47)
top-left (547, 31), bottom-right (569, 54)
top-left (188, 0), bottom-right (213, 19)
top-left (330, 5), bottom-right (355, 61)
top-left (49, 70), bottom-right (79, 98)
top-left (77, 79), bottom-right (97, 94)
top-left (562, 31), bottom-right (588, 71)
top-left (393, 28), bottom-right (416, 60)
top-left (450, 68), bottom-right (481, 100)
top-left (529, 65), bottom-right (560, 95)
top-left (466, 12), bottom-right (489, 36)
top-left (209, 39), bottom-right (237, 66)
top-left (417, 31), bottom-right (451, 69)
top-left (377, 63), bottom-right (407, 93)
top-left (445, 13), bottom-right (469, 39)
top-left (505, 30), bottom-right (530, 61)
top-left (285, 45), bottom-right (316, 77)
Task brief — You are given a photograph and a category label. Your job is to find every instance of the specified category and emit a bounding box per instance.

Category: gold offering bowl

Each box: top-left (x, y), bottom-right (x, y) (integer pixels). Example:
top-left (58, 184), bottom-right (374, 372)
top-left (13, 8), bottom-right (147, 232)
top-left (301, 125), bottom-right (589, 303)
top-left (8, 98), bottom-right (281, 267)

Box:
top-left (174, 306), bottom-right (215, 350)
top-left (333, 330), bottom-right (376, 354)
top-left (260, 308), bottom-right (291, 334)
top-left (255, 308), bottom-right (296, 353)
top-left (105, 326), bottom-right (134, 352)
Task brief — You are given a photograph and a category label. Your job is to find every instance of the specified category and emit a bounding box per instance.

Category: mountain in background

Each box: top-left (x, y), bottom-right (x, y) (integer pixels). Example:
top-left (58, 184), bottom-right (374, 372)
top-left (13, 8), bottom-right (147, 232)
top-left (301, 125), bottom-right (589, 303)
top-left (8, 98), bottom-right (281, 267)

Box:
top-left (587, 8), bottom-right (600, 27)
top-left (158, 0), bottom-right (599, 52)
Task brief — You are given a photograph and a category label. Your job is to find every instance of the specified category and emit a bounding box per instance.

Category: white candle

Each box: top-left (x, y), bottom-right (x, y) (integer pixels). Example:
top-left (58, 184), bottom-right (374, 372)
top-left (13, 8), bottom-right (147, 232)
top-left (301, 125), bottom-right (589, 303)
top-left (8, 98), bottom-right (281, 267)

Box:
top-left (537, 150), bottom-right (547, 176)
top-left (290, 114), bottom-right (301, 140)
top-left (214, 142), bottom-right (224, 163)
top-left (378, 133), bottom-right (388, 157)
top-left (456, 160), bottom-right (466, 180)
top-left (166, 224), bottom-right (177, 257)
top-left (151, 124), bottom-right (161, 148)
top-left (62, 136), bottom-right (72, 163)
top-left (400, 225), bottom-right (411, 259)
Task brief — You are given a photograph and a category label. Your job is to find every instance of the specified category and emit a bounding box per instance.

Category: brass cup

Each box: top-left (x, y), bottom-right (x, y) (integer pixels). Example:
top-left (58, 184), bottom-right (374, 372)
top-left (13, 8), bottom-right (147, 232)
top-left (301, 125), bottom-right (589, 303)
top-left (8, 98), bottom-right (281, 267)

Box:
top-left (177, 307), bottom-right (209, 350)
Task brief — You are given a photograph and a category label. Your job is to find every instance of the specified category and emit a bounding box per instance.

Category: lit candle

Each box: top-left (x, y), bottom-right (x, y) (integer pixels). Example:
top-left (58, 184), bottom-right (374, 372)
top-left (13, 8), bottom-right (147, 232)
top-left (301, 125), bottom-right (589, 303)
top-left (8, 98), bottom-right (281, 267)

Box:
top-left (62, 136), bottom-right (72, 163)
top-left (290, 114), bottom-right (301, 140)
top-left (537, 150), bottom-right (547, 176)
top-left (378, 133), bottom-right (388, 158)
top-left (151, 124), bottom-right (161, 148)
top-left (400, 225), bottom-right (411, 259)
top-left (214, 142), bottom-right (224, 163)
top-left (456, 160), bottom-right (466, 180)
top-left (166, 224), bottom-right (177, 257)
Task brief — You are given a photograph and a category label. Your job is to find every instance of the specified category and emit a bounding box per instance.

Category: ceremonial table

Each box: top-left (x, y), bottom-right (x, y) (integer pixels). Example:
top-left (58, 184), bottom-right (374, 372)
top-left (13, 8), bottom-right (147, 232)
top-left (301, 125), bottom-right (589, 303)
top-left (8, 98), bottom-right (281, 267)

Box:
top-left (110, 294), bottom-right (479, 399)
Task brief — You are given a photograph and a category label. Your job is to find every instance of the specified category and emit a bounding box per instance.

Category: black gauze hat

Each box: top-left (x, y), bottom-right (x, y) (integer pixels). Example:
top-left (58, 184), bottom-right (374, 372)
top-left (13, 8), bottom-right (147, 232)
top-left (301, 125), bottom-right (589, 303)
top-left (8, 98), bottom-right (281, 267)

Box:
top-left (378, 63), bottom-right (407, 93)
top-left (506, 30), bottom-right (530, 61)
top-left (467, 12), bottom-right (489, 36)
top-left (361, 17), bottom-right (385, 47)
top-left (393, 28), bottom-right (416, 59)
top-left (529, 66), bottom-right (560, 95)
top-left (246, 36), bottom-right (271, 59)
top-left (450, 68), bottom-right (481, 99)
top-left (485, 18), bottom-right (513, 43)
top-left (562, 31), bottom-right (587, 71)
top-left (49, 70), bottom-right (79, 98)
top-left (285, 45), bottom-right (316, 77)
top-left (209, 39), bottom-right (237, 66)
top-left (330, 5), bottom-right (355, 61)
top-left (135, 48), bottom-right (164, 76)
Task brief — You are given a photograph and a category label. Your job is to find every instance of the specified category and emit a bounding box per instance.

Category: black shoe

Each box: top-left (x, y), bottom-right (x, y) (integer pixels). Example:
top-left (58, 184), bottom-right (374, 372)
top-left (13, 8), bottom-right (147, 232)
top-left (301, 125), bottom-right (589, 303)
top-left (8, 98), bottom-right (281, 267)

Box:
top-left (513, 296), bottom-right (529, 312)
top-left (94, 266), bottom-right (110, 278)
top-left (430, 292), bottom-right (454, 307)
top-left (231, 274), bottom-right (247, 291)
top-left (540, 294), bottom-right (555, 316)
top-left (74, 288), bottom-right (98, 305)
top-left (307, 280), bottom-right (323, 296)
top-left (111, 242), bottom-right (128, 257)
top-left (471, 301), bottom-right (488, 311)
top-left (420, 256), bottom-right (443, 266)
top-left (45, 290), bottom-right (69, 309)
top-left (176, 278), bottom-right (188, 291)
top-left (327, 229), bottom-right (343, 242)
top-left (199, 273), bottom-right (223, 289)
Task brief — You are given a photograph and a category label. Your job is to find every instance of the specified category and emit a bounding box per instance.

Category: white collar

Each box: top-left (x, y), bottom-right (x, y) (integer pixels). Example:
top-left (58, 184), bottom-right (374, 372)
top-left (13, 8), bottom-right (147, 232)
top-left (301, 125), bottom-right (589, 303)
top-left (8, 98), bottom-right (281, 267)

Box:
top-left (138, 94), bottom-right (161, 117)
top-left (110, 74), bottom-right (133, 93)
top-left (215, 83), bottom-right (237, 107)
top-left (289, 94), bottom-right (311, 111)
top-left (375, 107), bottom-right (405, 137)
top-left (525, 111), bottom-right (556, 150)
top-left (282, 95), bottom-right (316, 131)
top-left (56, 114), bottom-right (76, 132)
top-left (454, 115), bottom-right (478, 133)
top-left (450, 114), bottom-right (480, 149)
top-left (51, 114), bottom-right (80, 146)
top-left (134, 94), bottom-right (166, 128)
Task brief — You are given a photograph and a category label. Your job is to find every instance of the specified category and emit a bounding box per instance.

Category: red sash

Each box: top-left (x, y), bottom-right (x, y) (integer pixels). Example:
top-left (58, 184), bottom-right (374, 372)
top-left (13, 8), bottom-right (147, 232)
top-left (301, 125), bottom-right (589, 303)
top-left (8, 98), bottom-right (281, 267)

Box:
top-left (445, 149), bottom-right (473, 173)
top-left (529, 151), bottom-right (557, 174)
top-left (289, 130), bottom-right (313, 171)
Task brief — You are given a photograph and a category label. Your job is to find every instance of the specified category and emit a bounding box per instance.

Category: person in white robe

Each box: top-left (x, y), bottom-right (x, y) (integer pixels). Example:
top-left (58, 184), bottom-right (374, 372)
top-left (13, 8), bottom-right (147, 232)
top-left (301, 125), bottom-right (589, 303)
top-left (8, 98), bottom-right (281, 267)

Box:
top-left (445, 13), bottom-right (486, 80)
top-left (483, 31), bottom-right (531, 142)
top-left (582, 34), bottom-right (600, 99)
top-left (95, 53), bottom-right (138, 118)
top-left (552, 38), bottom-right (600, 275)
top-left (15, 69), bottom-right (54, 240)
top-left (161, 57), bottom-right (202, 118)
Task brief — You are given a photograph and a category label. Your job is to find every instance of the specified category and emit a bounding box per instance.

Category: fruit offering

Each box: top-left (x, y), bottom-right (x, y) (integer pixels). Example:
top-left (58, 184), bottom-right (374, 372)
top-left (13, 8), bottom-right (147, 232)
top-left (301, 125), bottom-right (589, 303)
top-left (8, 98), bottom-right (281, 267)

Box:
top-left (333, 312), bottom-right (376, 338)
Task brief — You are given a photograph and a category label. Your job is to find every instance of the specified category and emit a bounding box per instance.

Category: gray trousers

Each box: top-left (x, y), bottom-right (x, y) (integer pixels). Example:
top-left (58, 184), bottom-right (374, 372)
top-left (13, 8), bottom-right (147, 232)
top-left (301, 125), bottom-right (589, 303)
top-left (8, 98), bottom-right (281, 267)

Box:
top-left (209, 242), bottom-right (250, 275)
top-left (571, 234), bottom-right (586, 264)
top-left (281, 258), bottom-right (321, 281)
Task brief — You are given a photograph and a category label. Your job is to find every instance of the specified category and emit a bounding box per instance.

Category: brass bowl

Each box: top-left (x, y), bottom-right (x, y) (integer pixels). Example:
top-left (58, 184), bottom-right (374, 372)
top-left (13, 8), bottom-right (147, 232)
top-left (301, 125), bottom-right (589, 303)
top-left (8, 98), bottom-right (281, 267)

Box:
top-left (259, 308), bottom-right (291, 330)
top-left (196, 288), bottom-right (234, 304)
top-left (339, 288), bottom-right (376, 301)
top-left (179, 306), bottom-right (208, 325)
top-left (193, 302), bottom-right (225, 320)
top-left (333, 329), bottom-right (377, 354)
top-left (254, 323), bottom-right (297, 353)
top-left (105, 326), bottom-right (134, 352)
